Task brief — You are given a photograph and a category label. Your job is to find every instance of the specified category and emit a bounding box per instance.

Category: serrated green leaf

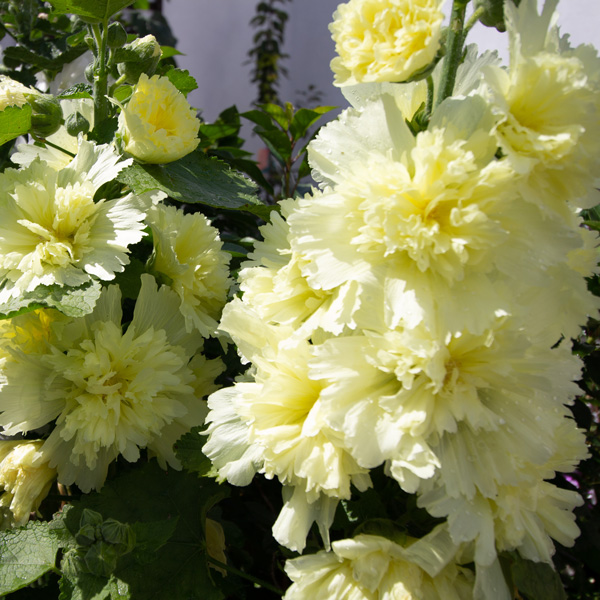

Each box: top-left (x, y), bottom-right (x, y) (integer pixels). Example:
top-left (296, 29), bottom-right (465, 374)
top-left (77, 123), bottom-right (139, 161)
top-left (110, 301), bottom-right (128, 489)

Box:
top-left (63, 460), bottom-right (229, 600)
top-left (260, 103), bottom-right (291, 130)
top-left (511, 558), bottom-right (567, 600)
top-left (289, 106), bottom-right (335, 140)
top-left (158, 46), bottom-right (182, 59)
top-left (0, 521), bottom-right (62, 595)
top-left (117, 150), bottom-right (261, 212)
top-left (174, 426), bottom-right (216, 477)
top-left (47, 0), bottom-right (136, 21)
top-left (58, 83), bottom-right (93, 100)
top-left (59, 565), bottom-right (128, 600)
top-left (0, 104), bottom-right (32, 146)
top-left (4, 43), bottom-right (87, 73)
top-left (241, 109), bottom-right (277, 131)
top-left (164, 68), bottom-right (198, 98)
top-left (0, 279), bottom-right (102, 320)
top-left (256, 128), bottom-right (292, 165)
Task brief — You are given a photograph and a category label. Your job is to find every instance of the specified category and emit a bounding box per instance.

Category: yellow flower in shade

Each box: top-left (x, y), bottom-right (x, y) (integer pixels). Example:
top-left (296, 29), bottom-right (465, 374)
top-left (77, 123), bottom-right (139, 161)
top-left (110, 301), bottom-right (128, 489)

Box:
top-left (0, 275), bottom-right (223, 492)
top-left (118, 73), bottom-right (200, 163)
top-left (0, 140), bottom-right (147, 296)
top-left (205, 518), bottom-right (227, 575)
top-left (329, 0), bottom-right (444, 86)
top-left (0, 440), bottom-right (56, 528)
top-left (0, 75), bottom-right (32, 110)
top-left (284, 533), bottom-right (474, 600)
top-left (146, 204), bottom-right (231, 337)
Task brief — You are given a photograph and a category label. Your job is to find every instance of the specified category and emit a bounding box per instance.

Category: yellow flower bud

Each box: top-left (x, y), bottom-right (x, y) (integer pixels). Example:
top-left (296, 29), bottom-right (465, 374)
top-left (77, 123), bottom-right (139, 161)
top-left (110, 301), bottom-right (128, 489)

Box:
top-left (0, 441), bottom-right (56, 528)
top-left (117, 73), bottom-right (200, 164)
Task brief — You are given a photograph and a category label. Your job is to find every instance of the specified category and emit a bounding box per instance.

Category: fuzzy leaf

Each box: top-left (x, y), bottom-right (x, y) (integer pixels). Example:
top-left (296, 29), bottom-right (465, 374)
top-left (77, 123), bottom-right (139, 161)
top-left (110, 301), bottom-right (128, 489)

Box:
top-left (175, 426), bottom-right (216, 477)
top-left (0, 521), bottom-right (62, 595)
top-left (0, 104), bottom-right (32, 146)
top-left (0, 279), bottom-right (102, 320)
top-left (511, 559), bottom-right (567, 600)
top-left (47, 0), bottom-right (136, 21)
top-left (117, 150), bottom-right (261, 213)
top-left (63, 460), bottom-right (229, 600)
top-left (164, 68), bottom-right (198, 98)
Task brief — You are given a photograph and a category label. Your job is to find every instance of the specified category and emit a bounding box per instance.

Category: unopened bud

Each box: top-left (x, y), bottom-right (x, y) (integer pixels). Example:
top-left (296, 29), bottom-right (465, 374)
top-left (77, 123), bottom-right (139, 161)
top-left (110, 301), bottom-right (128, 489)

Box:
top-left (65, 111), bottom-right (90, 137)
top-left (26, 92), bottom-right (63, 138)
top-left (115, 35), bottom-right (162, 85)
top-left (106, 22), bottom-right (128, 48)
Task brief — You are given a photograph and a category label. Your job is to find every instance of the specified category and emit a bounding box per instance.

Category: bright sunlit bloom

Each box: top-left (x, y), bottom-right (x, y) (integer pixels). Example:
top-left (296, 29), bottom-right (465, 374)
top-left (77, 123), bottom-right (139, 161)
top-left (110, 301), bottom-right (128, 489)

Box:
top-left (0, 140), bottom-right (146, 296)
top-left (0, 274), bottom-right (223, 492)
top-left (118, 73), bottom-right (200, 163)
top-left (147, 203), bottom-right (231, 336)
top-left (0, 440), bottom-right (56, 528)
top-left (284, 533), bottom-right (474, 599)
top-left (329, 0), bottom-right (444, 85)
top-left (0, 75), bottom-right (33, 110)
top-left (483, 0), bottom-right (600, 214)
top-left (204, 300), bottom-right (371, 551)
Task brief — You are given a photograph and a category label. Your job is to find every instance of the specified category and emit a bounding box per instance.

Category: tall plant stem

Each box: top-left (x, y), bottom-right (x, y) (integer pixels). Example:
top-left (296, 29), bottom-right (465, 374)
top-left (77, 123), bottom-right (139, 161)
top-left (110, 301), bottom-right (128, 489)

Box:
top-left (435, 0), bottom-right (470, 108)
top-left (91, 21), bottom-right (110, 127)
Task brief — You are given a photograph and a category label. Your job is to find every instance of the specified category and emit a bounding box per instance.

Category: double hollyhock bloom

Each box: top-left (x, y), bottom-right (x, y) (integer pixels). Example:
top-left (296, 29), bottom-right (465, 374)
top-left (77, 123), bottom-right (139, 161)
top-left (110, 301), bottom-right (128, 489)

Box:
top-left (205, 0), bottom-right (599, 597)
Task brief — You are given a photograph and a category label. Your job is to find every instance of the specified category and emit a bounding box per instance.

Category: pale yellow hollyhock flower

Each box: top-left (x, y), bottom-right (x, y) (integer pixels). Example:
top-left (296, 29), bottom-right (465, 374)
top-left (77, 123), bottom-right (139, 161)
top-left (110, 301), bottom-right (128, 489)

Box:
top-left (118, 73), bottom-right (200, 163)
top-left (147, 203), bottom-right (231, 337)
top-left (0, 441), bottom-right (56, 528)
top-left (284, 534), bottom-right (474, 599)
top-left (483, 0), bottom-right (600, 214)
top-left (329, 0), bottom-right (444, 86)
top-left (0, 75), bottom-right (32, 110)
top-left (0, 140), bottom-right (146, 296)
top-left (0, 275), bottom-right (222, 492)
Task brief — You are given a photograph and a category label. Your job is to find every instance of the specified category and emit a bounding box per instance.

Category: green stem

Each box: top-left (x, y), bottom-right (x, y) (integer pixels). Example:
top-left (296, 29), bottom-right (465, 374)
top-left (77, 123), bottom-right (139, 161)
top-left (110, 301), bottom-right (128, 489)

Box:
top-left (435, 0), bottom-right (470, 108)
top-left (91, 21), bottom-right (110, 128)
top-left (463, 5), bottom-right (486, 39)
top-left (425, 75), bottom-right (435, 120)
top-left (108, 74), bottom-right (129, 98)
top-left (37, 139), bottom-right (76, 158)
top-left (206, 557), bottom-right (284, 596)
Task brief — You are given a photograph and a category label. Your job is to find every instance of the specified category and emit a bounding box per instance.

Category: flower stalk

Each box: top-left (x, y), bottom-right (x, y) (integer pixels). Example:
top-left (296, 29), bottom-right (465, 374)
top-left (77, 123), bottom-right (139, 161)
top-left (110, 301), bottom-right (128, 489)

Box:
top-left (436, 0), bottom-right (470, 107)
top-left (91, 21), bottom-right (110, 129)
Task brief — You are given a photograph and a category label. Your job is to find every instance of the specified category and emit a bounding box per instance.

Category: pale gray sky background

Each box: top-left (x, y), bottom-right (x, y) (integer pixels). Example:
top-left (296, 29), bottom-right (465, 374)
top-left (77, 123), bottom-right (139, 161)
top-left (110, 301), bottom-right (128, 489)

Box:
top-left (163, 0), bottom-right (600, 122)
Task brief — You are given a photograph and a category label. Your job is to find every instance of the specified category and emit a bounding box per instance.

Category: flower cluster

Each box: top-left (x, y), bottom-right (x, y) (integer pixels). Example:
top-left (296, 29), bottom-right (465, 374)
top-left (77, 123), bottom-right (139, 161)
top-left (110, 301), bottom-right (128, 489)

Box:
top-left (0, 70), bottom-right (230, 501)
top-left (205, 0), bottom-right (599, 596)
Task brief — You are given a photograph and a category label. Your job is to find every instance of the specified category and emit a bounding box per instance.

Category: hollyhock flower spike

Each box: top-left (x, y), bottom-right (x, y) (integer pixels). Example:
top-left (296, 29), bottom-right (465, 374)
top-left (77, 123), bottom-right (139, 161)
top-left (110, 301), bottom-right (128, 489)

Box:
top-left (0, 274), bottom-right (223, 492)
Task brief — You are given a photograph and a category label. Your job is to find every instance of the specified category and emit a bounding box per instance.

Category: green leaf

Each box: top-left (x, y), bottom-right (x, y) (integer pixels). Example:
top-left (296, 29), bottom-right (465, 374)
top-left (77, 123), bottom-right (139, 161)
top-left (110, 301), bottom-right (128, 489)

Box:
top-left (0, 104), bottom-right (32, 146)
top-left (0, 521), bottom-right (62, 595)
top-left (47, 0), bottom-right (136, 21)
top-left (511, 558), bottom-right (567, 600)
top-left (117, 150), bottom-right (261, 212)
top-left (4, 43), bottom-right (87, 73)
top-left (175, 426), bottom-right (216, 477)
top-left (63, 460), bottom-right (229, 600)
top-left (164, 68), bottom-right (198, 98)
top-left (241, 109), bottom-right (278, 131)
top-left (0, 279), bottom-right (102, 320)
top-left (158, 46), bottom-right (182, 60)
top-left (58, 83), bottom-right (93, 100)
top-left (289, 106), bottom-right (335, 140)
top-left (260, 103), bottom-right (291, 130)
top-left (256, 128), bottom-right (292, 165)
